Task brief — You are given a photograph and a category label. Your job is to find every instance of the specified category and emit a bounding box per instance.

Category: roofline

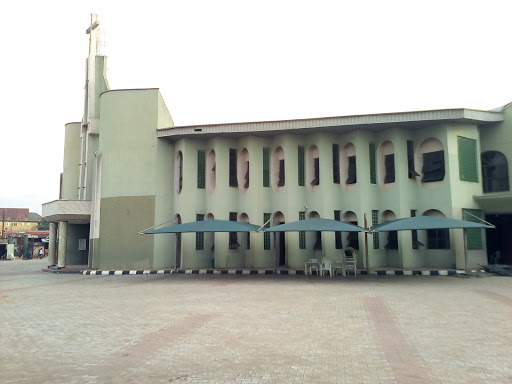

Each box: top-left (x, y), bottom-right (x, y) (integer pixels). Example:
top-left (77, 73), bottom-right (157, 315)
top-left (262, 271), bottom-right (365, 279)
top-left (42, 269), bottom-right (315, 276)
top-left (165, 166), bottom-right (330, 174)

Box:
top-left (157, 108), bottom-right (504, 139)
top-left (99, 88), bottom-right (160, 98)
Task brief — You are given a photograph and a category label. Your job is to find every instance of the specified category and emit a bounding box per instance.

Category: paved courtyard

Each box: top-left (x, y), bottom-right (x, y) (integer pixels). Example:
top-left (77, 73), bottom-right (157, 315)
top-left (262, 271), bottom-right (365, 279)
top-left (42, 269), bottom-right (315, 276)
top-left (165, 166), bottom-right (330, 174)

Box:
top-left (1, 259), bottom-right (511, 384)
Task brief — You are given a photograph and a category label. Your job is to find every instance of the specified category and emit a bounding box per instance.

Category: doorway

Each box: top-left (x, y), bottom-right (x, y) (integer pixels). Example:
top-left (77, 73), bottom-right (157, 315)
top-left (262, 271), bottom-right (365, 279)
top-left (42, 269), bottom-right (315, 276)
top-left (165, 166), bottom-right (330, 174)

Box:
top-left (175, 214), bottom-right (182, 268)
top-left (485, 214), bottom-right (512, 265)
top-left (273, 211), bottom-right (286, 267)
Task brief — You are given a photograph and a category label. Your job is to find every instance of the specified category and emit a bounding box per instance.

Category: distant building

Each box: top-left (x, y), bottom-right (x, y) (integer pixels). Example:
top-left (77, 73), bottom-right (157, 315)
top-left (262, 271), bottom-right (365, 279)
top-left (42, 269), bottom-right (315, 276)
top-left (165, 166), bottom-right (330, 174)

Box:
top-left (42, 14), bottom-right (512, 271)
top-left (0, 208), bottom-right (41, 237)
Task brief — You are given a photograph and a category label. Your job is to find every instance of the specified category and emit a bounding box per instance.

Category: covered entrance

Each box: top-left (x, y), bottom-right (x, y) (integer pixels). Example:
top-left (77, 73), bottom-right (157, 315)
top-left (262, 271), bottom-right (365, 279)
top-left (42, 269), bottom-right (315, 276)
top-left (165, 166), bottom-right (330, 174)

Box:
top-left (485, 214), bottom-right (512, 265)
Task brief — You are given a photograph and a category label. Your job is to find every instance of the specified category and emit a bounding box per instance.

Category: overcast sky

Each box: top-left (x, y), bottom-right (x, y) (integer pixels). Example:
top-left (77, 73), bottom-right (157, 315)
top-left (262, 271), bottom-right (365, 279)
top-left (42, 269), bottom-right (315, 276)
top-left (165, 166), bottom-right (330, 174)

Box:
top-left (1, 0), bottom-right (511, 214)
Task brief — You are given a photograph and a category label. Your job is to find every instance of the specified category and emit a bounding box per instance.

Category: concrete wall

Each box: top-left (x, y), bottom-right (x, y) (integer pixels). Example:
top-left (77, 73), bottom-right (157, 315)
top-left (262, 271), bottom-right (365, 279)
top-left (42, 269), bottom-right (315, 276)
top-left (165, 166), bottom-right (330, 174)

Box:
top-left (61, 122), bottom-right (81, 200)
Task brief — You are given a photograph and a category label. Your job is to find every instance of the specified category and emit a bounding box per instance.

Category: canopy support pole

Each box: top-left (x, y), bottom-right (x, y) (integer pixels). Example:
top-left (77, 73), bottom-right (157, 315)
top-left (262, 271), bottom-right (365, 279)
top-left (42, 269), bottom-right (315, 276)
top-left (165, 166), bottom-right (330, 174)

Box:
top-left (364, 213), bottom-right (369, 273)
top-left (463, 229), bottom-right (468, 274)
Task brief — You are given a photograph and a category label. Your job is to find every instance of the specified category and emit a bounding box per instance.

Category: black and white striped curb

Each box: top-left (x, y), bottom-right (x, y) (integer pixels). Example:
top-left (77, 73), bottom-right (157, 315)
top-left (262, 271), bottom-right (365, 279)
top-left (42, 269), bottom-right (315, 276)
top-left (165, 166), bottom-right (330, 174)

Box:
top-left (81, 269), bottom-right (484, 276)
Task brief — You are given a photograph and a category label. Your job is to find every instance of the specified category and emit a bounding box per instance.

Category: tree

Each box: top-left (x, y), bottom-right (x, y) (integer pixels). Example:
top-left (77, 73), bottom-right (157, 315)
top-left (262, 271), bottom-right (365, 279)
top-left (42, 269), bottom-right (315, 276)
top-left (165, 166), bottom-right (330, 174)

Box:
top-left (38, 220), bottom-right (49, 230)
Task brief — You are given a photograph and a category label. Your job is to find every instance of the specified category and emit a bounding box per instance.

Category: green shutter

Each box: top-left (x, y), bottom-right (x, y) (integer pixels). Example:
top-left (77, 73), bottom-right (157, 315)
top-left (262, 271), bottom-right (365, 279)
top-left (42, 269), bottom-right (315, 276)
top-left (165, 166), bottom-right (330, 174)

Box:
top-left (298, 146), bottom-right (305, 186)
top-left (372, 210), bottom-right (379, 249)
top-left (197, 151), bottom-right (205, 189)
top-left (195, 214), bottom-right (204, 250)
top-left (464, 209), bottom-right (483, 250)
top-left (458, 137), bottom-right (478, 182)
top-left (263, 213), bottom-right (271, 250)
top-left (263, 148), bottom-right (270, 187)
top-left (369, 143), bottom-right (377, 184)
top-left (299, 211), bottom-right (306, 249)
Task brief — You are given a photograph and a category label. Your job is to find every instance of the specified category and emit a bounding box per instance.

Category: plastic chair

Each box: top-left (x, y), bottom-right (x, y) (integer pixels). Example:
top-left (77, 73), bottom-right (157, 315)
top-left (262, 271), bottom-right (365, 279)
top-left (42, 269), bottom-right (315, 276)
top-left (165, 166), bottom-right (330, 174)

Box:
top-left (344, 247), bottom-right (357, 276)
top-left (307, 258), bottom-right (320, 275)
top-left (320, 258), bottom-right (333, 277)
top-left (332, 254), bottom-right (344, 276)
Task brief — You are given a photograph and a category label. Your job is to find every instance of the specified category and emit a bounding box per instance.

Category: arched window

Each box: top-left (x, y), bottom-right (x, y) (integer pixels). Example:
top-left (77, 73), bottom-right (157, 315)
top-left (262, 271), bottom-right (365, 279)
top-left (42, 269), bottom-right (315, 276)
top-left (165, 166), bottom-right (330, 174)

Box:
top-left (306, 145), bottom-right (320, 190)
top-left (343, 211), bottom-right (359, 249)
top-left (382, 210), bottom-right (398, 249)
top-left (340, 143), bottom-right (356, 190)
top-left (271, 147), bottom-right (285, 191)
top-left (377, 141), bottom-right (395, 186)
top-left (237, 148), bottom-right (250, 191)
top-left (423, 209), bottom-right (450, 249)
top-left (206, 150), bottom-right (216, 194)
top-left (482, 151), bottom-right (509, 193)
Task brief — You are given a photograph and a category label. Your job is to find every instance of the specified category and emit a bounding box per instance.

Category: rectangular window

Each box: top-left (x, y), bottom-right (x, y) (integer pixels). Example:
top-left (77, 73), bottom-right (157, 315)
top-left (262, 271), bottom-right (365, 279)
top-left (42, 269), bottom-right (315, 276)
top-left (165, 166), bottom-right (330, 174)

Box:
top-left (347, 156), bottom-right (357, 184)
top-left (298, 146), bottom-right (305, 186)
top-left (229, 212), bottom-right (238, 249)
top-left (78, 238), bottom-right (87, 251)
top-left (263, 147), bottom-right (270, 187)
top-left (458, 137), bottom-right (478, 182)
top-left (278, 159), bottom-right (285, 186)
top-left (369, 143), bottom-right (377, 184)
top-left (332, 144), bottom-right (340, 184)
top-left (422, 151), bottom-right (445, 182)
top-left (263, 213), bottom-right (271, 250)
top-left (463, 209), bottom-right (484, 250)
top-left (427, 229), bottom-right (450, 249)
top-left (196, 214), bottom-right (204, 250)
top-left (299, 211), bottom-right (306, 249)
top-left (407, 141), bottom-right (419, 178)
top-left (372, 210), bottom-right (379, 249)
top-left (197, 150), bottom-right (206, 189)
top-left (311, 157), bottom-right (319, 185)
top-left (384, 154), bottom-right (395, 183)
top-left (334, 210), bottom-right (342, 249)
top-left (229, 149), bottom-right (238, 187)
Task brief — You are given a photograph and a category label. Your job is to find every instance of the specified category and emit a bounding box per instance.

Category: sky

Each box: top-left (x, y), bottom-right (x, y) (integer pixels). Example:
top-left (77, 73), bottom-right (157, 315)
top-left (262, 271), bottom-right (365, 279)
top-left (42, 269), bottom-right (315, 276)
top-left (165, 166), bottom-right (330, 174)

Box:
top-left (1, 0), bottom-right (511, 214)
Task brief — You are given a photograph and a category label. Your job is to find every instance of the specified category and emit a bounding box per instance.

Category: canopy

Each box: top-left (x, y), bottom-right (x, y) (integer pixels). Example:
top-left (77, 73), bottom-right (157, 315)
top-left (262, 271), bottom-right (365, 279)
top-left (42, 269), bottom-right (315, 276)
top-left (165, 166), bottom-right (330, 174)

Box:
top-left (263, 218), bottom-right (365, 232)
top-left (369, 216), bottom-right (494, 232)
top-left (144, 219), bottom-right (261, 234)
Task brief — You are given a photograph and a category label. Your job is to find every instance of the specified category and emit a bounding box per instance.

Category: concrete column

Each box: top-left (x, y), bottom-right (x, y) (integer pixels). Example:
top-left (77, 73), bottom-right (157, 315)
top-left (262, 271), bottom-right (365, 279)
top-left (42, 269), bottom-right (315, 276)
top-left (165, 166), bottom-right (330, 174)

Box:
top-left (57, 221), bottom-right (68, 268)
top-left (48, 222), bottom-right (57, 266)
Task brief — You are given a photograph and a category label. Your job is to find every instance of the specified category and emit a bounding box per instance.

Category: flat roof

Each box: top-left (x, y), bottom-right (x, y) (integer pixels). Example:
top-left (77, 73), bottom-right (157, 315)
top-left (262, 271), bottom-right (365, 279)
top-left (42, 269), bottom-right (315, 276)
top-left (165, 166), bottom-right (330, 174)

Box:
top-left (157, 108), bottom-right (504, 140)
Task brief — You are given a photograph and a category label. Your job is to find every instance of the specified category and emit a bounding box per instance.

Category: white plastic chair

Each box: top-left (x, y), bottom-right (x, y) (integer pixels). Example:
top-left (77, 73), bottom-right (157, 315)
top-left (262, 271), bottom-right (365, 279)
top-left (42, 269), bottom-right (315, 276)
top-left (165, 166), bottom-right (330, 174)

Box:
top-left (332, 254), bottom-right (344, 276)
top-left (344, 247), bottom-right (357, 276)
top-left (306, 258), bottom-right (320, 275)
top-left (320, 258), bottom-right (334, 277)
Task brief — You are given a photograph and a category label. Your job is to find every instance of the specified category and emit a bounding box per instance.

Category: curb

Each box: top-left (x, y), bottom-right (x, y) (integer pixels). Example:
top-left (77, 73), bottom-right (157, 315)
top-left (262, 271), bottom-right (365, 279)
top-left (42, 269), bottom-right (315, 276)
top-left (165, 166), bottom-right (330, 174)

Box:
top-left (79, 268), bottom-right (484, 276)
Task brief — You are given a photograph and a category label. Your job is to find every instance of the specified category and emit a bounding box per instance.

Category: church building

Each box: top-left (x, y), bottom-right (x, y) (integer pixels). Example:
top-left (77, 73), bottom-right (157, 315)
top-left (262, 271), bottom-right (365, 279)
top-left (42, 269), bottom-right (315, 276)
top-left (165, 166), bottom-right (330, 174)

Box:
top-left (42, 15), bottom-right (512, 271)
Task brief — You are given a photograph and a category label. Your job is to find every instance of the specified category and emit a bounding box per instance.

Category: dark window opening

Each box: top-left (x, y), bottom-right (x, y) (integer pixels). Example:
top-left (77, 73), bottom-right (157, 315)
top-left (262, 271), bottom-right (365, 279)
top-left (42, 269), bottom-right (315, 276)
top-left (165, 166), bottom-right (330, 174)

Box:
top-left (311, 157), bottom-right (320, 186)
top-left (313, 231), bottom-right (322, 250)
top-left (385, 231), bottom-right (398, 249)
top-left (410, 210), bottom-right (423, 249)
top-left (197, 151), bottom-right (206, 189)
top-left (244, 161), bottom-right (250, 189)
top-left (407, 141), bottom-right (419, 178)
top-left (384, 154), bottom-right (395, 183)
top-left (422, 150), bottom-right (445, 182)
top-left (195, 214), bottom-right (204, 250)
top-left (369, 143), bottom-right (377, 184)
top-left (298, 146), bottom-right (305, 186)
top-left (334, 210), bottom-right (342, 249)
top-left (347, 222), bottom-right (359, 249)
top-left (278, 159), bottom-right (285, 187)
top-left (263, 148), bottom-right (270, 187)
top-left (427, 229), bottom-right (450, 249)
top-left (332, 144), bottom-right (340, 184)
top-left (346, 156), bottom-right (357, 184)
top-left (229, 149), bottom-right (238, 187)
top-left (482, 151), bottom-right (509, 193)
top-left (229, 212), bottom-right (239, 249)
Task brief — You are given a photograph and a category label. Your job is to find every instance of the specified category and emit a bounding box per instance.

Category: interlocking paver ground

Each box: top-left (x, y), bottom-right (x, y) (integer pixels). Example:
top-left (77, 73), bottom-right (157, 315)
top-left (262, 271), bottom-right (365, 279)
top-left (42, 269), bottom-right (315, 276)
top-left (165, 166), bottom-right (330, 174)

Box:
top-left (1, 259), bottom-right (511, 384)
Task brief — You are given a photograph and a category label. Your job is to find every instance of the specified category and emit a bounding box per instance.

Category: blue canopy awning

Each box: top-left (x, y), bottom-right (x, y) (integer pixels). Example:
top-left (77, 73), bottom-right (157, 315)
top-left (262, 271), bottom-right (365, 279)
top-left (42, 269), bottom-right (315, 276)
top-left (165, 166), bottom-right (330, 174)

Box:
top-left (144, 219), bottom-right (261, 234)
top-left (263, 218), bottom-right (365, 232)
top-left (370, 216), bottom-right (494, 232)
